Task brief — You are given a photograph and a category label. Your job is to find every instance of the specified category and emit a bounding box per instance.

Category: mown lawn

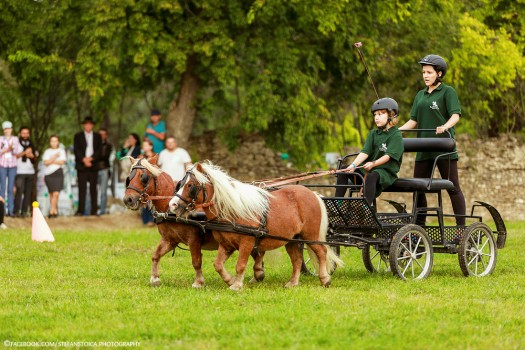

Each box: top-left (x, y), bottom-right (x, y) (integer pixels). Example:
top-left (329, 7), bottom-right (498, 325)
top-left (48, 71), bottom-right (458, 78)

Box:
top-left (1, 222), bottom-right (524, 349)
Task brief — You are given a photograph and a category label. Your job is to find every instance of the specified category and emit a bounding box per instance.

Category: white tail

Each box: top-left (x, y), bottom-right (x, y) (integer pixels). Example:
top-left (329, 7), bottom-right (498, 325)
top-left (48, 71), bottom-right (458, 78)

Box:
top-left (306, 195), bottom-right (344, 273)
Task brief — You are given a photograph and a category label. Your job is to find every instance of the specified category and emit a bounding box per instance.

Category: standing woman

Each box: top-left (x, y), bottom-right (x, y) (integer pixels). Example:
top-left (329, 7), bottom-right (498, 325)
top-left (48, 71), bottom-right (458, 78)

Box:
top-left (43, 135), bottom-right (67, 218)
top-left (399, 54), bottom-right (466, 226)
top-left (0, 121), bottom-right (21, 216)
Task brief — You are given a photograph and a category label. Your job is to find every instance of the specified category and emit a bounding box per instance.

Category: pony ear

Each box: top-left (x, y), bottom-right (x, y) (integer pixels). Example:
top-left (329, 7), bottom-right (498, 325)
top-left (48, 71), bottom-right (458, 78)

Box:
top-left (185, 162), bottom-right (195, 172)
top-left (129, 156), bottom-right (136, 164)
top-left (148, 154), bottom-right (159, 165)
top-left (195, 163), bottom-right (204, 173)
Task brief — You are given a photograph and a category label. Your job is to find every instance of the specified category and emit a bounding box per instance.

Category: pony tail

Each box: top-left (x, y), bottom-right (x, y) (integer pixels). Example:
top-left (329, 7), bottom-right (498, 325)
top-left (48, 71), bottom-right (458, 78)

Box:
top-left (313, 194), bottom-right (344, 272)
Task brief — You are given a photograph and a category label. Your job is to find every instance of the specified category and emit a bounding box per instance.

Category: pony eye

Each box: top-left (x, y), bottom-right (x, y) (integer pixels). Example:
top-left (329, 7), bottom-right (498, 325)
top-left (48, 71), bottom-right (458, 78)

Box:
top-left (189, 185), bottom-right (198, 197)
top-left (141, 173), bottom-right (149, 184)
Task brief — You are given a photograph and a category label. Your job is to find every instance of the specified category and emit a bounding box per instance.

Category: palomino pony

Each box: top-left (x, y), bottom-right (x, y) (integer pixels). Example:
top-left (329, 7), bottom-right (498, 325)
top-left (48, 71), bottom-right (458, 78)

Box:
top-left (122, 156), bottom-right (266, 288)
top-left (169, 162), bottom-right (343, 290)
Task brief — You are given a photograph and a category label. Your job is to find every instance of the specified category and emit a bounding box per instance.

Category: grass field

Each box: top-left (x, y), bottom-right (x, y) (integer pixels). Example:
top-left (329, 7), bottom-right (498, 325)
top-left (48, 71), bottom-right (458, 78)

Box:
top-left (1, 221), bottom-right (524, 349)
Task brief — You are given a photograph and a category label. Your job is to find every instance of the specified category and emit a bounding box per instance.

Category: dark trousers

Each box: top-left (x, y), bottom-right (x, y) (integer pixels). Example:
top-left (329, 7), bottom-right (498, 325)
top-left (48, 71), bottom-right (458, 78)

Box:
top-left (78, 170), bottom-right (98, 215)
top-left (335, 171), bottom-right (380, 206)
top-left (414, 159), bottom-right (466, 225)
top-left (14, 174), bottom-right (34, 215)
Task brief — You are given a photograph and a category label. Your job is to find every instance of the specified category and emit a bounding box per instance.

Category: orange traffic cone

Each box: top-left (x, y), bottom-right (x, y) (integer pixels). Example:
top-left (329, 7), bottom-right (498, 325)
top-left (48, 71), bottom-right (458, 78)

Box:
top-left (31, 201), bottom-right (55, 242)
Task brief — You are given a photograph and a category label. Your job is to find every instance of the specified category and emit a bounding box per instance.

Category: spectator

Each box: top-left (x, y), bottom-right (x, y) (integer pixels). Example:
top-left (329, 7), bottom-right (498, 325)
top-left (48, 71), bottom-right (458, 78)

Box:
top-left (14, 126), bottom-right (37, 217)
top-left (139, 139), bottom-right (155, 226)
top-left (0, 196), bottom-right (6, 229)
top-left (144, 109), bottom-right (166, 154)
top-left (158, 137), bottom-right (191, 181)
top-left (117, 133), bottom-right (141, 182)
top-left (74, 116), bottom-right (102, 216)
top-left (43, 135), bottom-right (66, 218)
top-left (97, 128), bottom-right (112, 215)
top-left (0, 121), bottom-right (20, 216)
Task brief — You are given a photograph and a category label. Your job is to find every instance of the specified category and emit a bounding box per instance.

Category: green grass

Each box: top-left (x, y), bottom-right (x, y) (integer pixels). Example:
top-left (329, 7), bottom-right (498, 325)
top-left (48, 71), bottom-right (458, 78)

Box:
top-left (1, 222), bottom-right (524, 349)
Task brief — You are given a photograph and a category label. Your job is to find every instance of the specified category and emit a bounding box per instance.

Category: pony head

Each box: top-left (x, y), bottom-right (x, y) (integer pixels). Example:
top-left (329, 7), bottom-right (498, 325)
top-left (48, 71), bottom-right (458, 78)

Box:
top-left (123, 156), bottom-right (163, 210)
top-left (169, 161), bottom-right (269, 223)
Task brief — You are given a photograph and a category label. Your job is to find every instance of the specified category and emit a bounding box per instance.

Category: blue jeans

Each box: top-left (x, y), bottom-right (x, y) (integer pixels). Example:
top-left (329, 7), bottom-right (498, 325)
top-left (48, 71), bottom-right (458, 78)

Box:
top-left (141, 207), bottom-right (154, 224)
top-left (0, 167), bottom-right (17, 215)
top-left (98, 168), bottom-right (110, 215)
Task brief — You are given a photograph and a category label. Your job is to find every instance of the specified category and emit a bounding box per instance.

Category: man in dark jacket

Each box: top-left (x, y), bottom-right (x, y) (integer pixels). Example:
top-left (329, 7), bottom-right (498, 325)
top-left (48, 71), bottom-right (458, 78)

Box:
top-left (74, 116), bottom-right (102, 216)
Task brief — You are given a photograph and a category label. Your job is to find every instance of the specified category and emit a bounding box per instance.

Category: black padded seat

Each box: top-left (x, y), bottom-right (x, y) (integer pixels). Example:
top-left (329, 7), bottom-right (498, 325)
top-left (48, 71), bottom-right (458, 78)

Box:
top-left (384, 178), bottom-right (455, 192)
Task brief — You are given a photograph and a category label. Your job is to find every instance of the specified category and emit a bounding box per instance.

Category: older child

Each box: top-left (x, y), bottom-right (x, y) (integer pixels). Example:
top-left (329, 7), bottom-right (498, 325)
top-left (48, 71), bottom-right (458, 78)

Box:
top-left (335, 98), bottom-right (404, 208)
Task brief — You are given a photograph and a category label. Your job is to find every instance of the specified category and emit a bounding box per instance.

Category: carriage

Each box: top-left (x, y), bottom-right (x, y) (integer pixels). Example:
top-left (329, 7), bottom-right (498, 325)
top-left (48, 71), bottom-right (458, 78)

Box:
top-left (123, 129), bottom-right (507, 287)
top-left (299, 129), bottom-right (507, 280)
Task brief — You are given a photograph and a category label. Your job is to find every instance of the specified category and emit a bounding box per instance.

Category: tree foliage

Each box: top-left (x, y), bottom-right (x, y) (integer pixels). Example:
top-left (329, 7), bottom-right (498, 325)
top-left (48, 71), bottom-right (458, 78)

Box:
top-left (0, 0), bottom-right (524, 168)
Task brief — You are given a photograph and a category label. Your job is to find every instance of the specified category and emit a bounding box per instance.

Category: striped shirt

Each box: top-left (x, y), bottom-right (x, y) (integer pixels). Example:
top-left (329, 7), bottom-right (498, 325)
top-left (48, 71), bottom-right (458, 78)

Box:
top-left (0, 136), bottom-right (21, 168)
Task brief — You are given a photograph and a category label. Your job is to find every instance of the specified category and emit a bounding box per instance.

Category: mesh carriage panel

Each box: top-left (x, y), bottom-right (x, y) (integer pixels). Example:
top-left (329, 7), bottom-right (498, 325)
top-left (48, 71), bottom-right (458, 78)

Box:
top-left (423, 226), bottom-right (466, 244)
top-left (323, 198), bottom-right (380, 227)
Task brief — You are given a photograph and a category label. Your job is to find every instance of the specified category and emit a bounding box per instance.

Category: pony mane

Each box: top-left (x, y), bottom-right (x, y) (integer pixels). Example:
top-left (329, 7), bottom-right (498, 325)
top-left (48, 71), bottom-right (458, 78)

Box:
top-left (131, 158), bottom-right (162, 177)
top-left (196, 162), bottom-right (270, 222)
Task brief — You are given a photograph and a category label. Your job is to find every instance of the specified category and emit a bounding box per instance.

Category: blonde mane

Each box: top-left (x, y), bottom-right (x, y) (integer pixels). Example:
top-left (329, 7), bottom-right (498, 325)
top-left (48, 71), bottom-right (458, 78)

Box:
top-left (130, 157), bottom-right (162, 177)
top-left (194, 162), bottom-right (270, 222)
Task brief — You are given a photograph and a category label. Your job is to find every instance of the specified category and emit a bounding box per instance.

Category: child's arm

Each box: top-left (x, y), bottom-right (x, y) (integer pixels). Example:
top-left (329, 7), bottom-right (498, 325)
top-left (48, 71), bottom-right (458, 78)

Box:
top-left (346, 153), bottom-right (369, 172)
top-left (363, 155), bottom-right (391, 171)
top-left (399, 120), bottom-right (417, 131)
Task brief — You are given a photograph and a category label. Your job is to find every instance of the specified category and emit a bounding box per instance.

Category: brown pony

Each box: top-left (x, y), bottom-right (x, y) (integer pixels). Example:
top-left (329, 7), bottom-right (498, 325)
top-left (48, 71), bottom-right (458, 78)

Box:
top-left (122, 156), bottom-right (266, 288)
top-left (169, 162), bottom-right (344, 291)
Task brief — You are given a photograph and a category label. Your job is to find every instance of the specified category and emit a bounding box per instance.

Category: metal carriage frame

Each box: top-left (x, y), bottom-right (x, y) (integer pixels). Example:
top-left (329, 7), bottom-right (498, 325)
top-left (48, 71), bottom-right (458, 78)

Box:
top-left (300, 129), bottom-right (507, 280)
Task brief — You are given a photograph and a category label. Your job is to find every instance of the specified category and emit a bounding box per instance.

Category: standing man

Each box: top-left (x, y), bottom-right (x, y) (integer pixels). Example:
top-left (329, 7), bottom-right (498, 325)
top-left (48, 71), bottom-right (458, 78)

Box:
top-left (144, 109), bottom-right (166, 154)
top-left (158, 137), bottom-right (192, 181)
top-left (14, 126), bottom-right (37, 217)
top-left (97, 128), bottom-right (112, 215)
top-left (74, 116), bottom-right (102, 216)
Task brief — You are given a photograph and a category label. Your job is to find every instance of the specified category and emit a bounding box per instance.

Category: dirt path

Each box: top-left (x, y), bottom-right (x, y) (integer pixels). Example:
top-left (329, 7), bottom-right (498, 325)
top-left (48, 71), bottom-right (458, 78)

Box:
top-left (4, 210), bottom-right (150, 232)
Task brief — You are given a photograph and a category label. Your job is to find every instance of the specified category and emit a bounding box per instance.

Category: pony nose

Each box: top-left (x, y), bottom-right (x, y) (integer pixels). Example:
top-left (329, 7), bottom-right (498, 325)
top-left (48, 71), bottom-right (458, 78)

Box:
top-left (169, 201), bottom-right (178, 212)
top-left (123, 195), bottom-right (135, 206)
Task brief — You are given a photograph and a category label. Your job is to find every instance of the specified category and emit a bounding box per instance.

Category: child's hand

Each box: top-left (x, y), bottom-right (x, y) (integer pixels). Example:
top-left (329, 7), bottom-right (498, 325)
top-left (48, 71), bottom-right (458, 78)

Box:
top-left (363, 161), bottom-right (375, 171)
top-left (346, 164), bottom-right (356, 173)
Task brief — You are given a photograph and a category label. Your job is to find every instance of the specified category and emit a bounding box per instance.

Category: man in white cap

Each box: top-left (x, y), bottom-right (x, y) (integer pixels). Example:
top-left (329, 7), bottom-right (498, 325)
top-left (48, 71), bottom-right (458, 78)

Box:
top-left (0, 121), bottom-right (21, 216)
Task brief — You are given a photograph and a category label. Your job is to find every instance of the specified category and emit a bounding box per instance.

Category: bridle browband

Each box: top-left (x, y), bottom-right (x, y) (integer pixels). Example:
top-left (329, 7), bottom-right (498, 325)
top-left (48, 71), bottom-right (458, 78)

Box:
top-left (125, 159), bottom-right (158, 204)
top-left (173, 170), bottom-right (208, 213)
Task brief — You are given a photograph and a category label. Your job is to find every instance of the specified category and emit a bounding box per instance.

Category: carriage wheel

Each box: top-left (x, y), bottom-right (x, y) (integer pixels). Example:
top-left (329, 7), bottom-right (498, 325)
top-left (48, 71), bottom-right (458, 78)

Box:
top-left (362, 245), bottom-right (390, 273)
top-left (389, 225), bottom-right (433, 280)
top-left (458, 222), bottom-right (497, 277)
top-left (300, 244), bottom-right (340, 276)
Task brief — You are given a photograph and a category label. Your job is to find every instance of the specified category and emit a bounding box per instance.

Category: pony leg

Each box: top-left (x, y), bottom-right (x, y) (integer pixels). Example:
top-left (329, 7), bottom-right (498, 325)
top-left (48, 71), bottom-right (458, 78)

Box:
top-left (249, 251), bottom-right (266, 283)
top-left (229, 244), bottom-right (253, 291)
top-left (308, 244), bottom-right (331, 287)
top-left (151, 238), bottom-right (176, 287)
top-left (214, 244), bottom-right (235, 286)
top-left (284, 243), bottom-right (303, 288)
top-left (188, 237), bottom-right (205, 288)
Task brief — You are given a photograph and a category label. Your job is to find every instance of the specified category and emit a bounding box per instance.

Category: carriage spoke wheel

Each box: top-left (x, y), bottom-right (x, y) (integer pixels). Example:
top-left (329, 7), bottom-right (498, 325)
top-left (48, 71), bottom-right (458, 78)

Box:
top-left (300, 244), bottom-right (340, 276)
top-left (458, 222), bottom-right (497, 277)
top-left (362, 245), bottom-right (390, 273)
top-left (389, 225), bottom-right (433, 280)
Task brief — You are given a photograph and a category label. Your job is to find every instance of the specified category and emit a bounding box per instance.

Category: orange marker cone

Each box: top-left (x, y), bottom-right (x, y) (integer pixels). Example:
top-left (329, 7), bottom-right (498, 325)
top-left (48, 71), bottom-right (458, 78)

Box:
top-left (31, 201), bottom-right (55, 243)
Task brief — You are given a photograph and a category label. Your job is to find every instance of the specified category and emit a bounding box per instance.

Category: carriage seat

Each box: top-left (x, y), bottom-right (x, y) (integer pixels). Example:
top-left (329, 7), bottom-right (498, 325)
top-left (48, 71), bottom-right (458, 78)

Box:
top-left (383, 136), bottom-right (457, 193)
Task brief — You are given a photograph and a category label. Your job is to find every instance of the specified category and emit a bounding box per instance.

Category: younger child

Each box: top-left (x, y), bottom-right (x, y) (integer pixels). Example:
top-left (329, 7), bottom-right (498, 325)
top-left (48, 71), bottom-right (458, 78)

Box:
top-left (335, 98), bottom-right (404, 208)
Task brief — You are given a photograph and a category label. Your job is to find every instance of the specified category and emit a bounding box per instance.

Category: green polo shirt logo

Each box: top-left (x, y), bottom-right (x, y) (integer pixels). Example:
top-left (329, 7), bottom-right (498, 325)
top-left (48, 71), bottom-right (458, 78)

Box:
top-left (380, 143), bottom-right (387, 152)
top-left (430, 101), bottom-right (439, 110)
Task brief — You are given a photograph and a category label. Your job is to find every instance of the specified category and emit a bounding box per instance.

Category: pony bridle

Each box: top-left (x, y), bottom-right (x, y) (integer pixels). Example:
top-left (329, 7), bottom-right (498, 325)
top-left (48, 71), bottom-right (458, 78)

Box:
top-left (125, 159), bottom-right (157, 204)
top-left (173, 170), bottom-right (207, 213)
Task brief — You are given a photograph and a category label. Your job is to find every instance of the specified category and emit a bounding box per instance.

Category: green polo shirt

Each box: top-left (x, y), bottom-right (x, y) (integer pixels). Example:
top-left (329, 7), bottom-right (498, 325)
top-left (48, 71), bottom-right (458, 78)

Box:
top-left (360, 126), bottom-right (404, 194)
top-left (410, 83), bottom-right (461, 161)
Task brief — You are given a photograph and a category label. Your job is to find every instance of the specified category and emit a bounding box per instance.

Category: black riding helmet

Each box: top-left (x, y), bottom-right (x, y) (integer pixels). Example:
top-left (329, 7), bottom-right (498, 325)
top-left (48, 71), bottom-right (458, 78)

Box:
top-left (371, 97), bottom-right (399, 117)
top-left (418, 54), bottom-right (448, 78)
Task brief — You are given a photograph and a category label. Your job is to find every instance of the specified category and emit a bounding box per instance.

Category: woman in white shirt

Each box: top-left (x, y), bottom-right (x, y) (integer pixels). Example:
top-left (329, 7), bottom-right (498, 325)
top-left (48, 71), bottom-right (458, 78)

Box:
top-left (42, 135), bottom-right (67, 218)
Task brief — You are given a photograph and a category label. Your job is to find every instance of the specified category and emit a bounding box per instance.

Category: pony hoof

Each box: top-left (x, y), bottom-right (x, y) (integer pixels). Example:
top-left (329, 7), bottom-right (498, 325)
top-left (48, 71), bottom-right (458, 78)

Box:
top-left (284, 281), bottom-right (299, 288)
top-left (192, 281), bottom-right (204, 288)
top-left (322, 279), bottom-right (331, 288)
top-left (150, 276), bottom-right (161, 287)
top-left (229, 285), bottom-right (242, 291)
top-left (249, 273), bottom-right (265, 284)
